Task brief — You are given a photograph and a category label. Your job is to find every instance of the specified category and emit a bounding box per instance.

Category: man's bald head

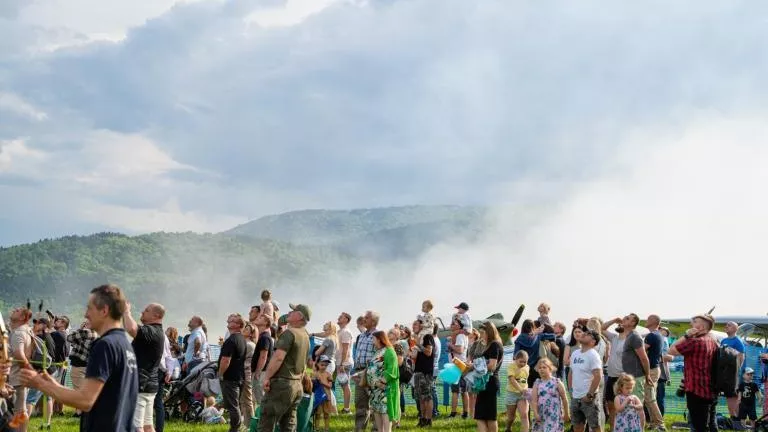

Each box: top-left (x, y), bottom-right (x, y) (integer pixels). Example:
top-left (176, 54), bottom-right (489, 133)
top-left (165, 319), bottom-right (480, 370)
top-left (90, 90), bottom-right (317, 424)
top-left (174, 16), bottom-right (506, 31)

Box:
top-left (646, 314), bottom-right (661, 329)
top-left (141, 303), bottom-right (165, 324)
top-left (725, 321), bottom-right (738, 336)
top-left (148, 303), bottom-right (165, 319)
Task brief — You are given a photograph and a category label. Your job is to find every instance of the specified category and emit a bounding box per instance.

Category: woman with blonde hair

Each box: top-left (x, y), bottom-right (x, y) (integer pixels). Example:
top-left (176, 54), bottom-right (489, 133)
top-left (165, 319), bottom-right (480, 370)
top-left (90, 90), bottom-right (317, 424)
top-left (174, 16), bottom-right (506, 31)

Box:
top-left (312, 321), bottom-right (339, 374)
top-left (240, 323), bottom-right (256, 423)
top-left (466, 327), bottom-right (485, 419)
top-left (166, 327), bottom-right (181, 357)
top-left (465, 321), bottom-right (504, 432)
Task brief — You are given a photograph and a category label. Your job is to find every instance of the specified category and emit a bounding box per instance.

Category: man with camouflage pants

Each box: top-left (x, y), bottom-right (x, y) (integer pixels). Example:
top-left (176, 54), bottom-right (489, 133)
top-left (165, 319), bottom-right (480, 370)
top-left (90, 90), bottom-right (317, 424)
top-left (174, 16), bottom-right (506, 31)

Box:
top-left (259, 303), bottom-right (311, 432)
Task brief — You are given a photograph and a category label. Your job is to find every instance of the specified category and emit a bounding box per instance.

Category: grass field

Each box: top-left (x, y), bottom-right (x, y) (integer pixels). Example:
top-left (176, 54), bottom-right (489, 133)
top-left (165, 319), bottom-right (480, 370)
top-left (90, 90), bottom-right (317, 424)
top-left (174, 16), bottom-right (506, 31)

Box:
top-left (25, 408), bottom-right (686, 431)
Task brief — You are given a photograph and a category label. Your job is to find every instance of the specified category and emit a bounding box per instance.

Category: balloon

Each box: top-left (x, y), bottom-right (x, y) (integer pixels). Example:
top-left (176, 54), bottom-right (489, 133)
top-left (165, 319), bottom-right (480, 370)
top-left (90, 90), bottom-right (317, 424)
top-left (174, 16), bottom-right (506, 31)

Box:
top-left (438, 363), bottom-right (462, 385)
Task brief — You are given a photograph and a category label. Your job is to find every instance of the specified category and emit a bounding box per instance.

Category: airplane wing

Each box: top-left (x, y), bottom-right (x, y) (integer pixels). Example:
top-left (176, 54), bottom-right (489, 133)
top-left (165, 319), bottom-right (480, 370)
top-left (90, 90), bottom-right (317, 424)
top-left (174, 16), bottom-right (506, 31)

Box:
top-left (657, 315), bottom-right (768, 339)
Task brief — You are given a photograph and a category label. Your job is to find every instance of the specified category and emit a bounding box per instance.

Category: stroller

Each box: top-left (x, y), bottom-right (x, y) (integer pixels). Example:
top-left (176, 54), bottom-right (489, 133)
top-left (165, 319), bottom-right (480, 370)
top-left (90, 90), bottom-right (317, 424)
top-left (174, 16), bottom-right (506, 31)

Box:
top-left (164, 361), bottom-right (220, 422)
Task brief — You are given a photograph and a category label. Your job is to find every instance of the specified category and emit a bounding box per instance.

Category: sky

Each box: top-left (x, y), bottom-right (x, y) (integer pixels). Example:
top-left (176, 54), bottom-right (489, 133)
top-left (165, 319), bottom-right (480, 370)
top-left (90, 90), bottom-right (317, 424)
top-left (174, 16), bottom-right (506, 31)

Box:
top-left (2, 0), bottom-right (768, 331)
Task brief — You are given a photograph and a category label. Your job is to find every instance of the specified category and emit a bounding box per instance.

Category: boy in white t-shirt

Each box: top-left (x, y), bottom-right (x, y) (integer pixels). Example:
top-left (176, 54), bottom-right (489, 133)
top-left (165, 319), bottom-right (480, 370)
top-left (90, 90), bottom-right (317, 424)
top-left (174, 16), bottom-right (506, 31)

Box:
top-left (448, 317), bottom-right (470, 418)
top-left (568, 329), bottom-right (603, 432)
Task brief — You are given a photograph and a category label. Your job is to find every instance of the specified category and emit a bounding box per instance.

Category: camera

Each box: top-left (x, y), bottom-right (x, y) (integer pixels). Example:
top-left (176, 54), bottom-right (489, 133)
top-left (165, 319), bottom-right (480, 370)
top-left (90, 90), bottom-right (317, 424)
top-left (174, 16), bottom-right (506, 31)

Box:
top-left (675, 381), bottom-right (686, 398)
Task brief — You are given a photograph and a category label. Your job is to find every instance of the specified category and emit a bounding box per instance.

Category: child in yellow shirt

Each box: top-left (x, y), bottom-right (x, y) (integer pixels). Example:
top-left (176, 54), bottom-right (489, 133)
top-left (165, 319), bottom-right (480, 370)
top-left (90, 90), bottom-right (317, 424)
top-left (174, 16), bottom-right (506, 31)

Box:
top-left (506, 351), bottom-right (530, 432)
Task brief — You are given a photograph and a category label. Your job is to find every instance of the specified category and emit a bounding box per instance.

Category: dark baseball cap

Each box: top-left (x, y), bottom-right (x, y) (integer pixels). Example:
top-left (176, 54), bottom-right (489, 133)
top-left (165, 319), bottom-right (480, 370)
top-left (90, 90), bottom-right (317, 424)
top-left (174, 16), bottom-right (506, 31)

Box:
top-left (33, 317), bottom-right (50, 326)
top-left (454, 302), bottom-right (469, 311)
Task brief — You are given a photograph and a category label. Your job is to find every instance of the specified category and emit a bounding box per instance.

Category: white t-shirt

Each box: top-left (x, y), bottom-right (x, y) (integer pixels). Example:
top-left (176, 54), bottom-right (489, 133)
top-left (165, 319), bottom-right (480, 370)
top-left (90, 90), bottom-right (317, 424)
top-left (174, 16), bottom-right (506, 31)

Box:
top-left (337, 326), bottom-right (354, 366)
top-left (433, 336), bottom-right (442, 376)
top-left (569, 347), bottom-right (602, 399)
top-left (453, 334), bottom-right (469, 363)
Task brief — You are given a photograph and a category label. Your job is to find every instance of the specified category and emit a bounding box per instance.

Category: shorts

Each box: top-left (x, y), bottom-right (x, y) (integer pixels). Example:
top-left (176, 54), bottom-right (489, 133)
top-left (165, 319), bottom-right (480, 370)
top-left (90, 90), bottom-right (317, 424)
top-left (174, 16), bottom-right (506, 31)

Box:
top-left (738, 404), bottom-right (757, 421)
top-left (632, 376), bottom-right (645, 399)
top-left (26, 388), bottom-right (45, 406)
top-left (13, 387), bottom-right (28, 415)
top-left (724, 389), bottom-right (738, 398)
top-left (506, 391), bottom-right (525, 406)
top-left (605, 376), bottom-right (618, 403)
top-left (253, 372), bottom-right (266, 404)
top-left (413, 372), bottom-right (434, 402)
top-left (70, 366), bottom-right (86, 389)
top-left (133, 392), bottom-right (156, 428)
top-left (450, 379), bottom-right (467, 394)
top-left (571, 397), bottom-right (600, 429)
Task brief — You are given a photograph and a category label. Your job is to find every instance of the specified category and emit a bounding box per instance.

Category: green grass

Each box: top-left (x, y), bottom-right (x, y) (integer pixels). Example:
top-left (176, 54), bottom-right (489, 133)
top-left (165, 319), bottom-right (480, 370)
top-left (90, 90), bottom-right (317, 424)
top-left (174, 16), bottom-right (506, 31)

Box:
top-left (26, 408), bottom-right (686, 431)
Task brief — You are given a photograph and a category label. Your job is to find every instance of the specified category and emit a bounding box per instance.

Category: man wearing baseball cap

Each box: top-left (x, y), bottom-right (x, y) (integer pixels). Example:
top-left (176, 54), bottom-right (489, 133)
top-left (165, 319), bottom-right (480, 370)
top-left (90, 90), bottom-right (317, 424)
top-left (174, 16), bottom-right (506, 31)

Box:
top-left (668, 313), bottom-right (718, 432)
top-left (259, 303), bottom-right (311, 432)
top-left (454, 302), bottom-right (472, 334)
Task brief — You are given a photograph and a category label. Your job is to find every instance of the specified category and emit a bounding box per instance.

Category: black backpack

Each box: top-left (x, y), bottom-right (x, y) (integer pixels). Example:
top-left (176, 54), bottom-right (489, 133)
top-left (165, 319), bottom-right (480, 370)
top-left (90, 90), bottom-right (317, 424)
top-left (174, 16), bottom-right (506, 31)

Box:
top-left (712, 344), bottom-right (739, 395)
top-left (399, 357), bottom-right (414, 384)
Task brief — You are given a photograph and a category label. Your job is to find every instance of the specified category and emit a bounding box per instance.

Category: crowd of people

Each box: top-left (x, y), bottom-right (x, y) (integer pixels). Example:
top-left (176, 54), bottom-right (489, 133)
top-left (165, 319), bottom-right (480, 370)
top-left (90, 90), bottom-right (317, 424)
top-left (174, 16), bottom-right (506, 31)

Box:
top-left (2, 288), bottom-right (768, 432)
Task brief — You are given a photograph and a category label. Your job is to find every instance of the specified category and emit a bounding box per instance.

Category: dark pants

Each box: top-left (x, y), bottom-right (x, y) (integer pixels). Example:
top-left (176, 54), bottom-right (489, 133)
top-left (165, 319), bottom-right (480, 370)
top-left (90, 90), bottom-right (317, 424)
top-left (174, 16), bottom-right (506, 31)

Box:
top-left (400, 385), bottom-right (406, 414)
top-left (154, 370), bottom-right (166, 432)
top-left (431, 382), bottom-right (439, 416)
top-left (686, 392), bottom-right (718, 432)
top-left (221, 379), bottom-right (243, 432)
top-left (528, 367), bottom-right (540, 388)
top-left (657, 379), bottom-right (667, 416)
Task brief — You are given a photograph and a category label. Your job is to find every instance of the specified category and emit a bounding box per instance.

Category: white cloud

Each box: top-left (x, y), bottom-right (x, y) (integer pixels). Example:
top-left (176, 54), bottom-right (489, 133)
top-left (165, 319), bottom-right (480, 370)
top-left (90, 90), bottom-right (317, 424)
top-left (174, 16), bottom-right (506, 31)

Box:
top-left (0, 92), bottom-right (48, 121)
top-left (73, 130), bottom-right (196, 187)
top-left (79, 197), bottom-right (245, 233)
top-left (246, 0), bottom-right (341, 28)
top-left (0, 138), bottom-right (47, 174)
top-left (17, 0), bottom-right (195, 43)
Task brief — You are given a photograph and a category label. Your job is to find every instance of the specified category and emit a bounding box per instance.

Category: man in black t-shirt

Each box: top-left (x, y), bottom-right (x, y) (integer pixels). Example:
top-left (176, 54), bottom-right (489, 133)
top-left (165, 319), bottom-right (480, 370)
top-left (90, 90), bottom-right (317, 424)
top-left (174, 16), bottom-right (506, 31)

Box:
top-left (124, 303), bottom-right (166, 432)
top-left (21, 284), bottom-right (138, 432)
top-left (410, 319), bottom-right (435, 427)
top-left (219, 314), bottom-right (247, 432)
top-left (251, 314), bottom-right (274, 405)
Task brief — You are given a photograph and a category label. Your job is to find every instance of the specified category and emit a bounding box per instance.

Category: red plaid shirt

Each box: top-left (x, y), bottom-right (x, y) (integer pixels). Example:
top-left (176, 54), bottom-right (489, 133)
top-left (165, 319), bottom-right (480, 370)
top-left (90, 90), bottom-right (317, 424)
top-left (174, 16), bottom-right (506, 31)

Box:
top-left (676, 335), bottom-right (718, 400)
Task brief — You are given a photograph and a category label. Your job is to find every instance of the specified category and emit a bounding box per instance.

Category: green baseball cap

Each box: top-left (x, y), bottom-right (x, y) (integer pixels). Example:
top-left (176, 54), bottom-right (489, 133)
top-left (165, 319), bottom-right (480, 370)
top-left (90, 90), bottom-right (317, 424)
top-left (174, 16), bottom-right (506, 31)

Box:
top-left (289, 303), bottom-right (311, 322)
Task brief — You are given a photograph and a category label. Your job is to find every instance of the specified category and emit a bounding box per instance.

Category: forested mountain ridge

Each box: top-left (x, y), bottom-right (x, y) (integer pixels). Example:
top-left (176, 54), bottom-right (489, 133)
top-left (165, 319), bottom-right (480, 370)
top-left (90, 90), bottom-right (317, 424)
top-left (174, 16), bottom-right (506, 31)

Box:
top-left (0, 232), bottom-right (357, 315)
top-left (225, 205), bottom-right (486, 245)
top-left (0, 205), bottom-right (487, 314)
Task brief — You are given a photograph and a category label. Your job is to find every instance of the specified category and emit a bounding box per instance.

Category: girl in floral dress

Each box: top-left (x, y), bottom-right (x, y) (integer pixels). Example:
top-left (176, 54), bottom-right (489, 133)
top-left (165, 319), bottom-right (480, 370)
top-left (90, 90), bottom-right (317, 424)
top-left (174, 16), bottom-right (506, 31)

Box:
top-left (531, 358), bottom-right (569, 432)
top-left (612, 374), bottom-right (643, 432)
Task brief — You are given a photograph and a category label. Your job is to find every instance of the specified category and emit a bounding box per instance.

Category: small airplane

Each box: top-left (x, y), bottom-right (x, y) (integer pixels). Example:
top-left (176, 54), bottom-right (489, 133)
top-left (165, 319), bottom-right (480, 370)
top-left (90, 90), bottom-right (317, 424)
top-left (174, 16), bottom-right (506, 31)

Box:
top-left (649, 306), bottom-right (768, 346)
top-left (436, 304), bottom-right (526, 345)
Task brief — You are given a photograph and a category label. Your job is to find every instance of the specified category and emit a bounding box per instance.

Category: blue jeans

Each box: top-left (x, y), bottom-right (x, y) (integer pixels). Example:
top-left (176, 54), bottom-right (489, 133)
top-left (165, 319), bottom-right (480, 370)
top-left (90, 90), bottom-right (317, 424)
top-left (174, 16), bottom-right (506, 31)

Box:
top-left (154, 370), bottom-right (165, 432)
top-left (431, 382), bottom-right (439, 416)
top-left (657, 379), bottom-right (667, 417)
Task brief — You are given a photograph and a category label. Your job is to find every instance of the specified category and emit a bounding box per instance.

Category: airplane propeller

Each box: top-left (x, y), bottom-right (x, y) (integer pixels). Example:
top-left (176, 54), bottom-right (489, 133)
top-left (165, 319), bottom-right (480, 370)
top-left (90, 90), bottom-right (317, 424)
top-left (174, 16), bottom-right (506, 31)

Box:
top-left (736, 323), bottom-right (756, 339)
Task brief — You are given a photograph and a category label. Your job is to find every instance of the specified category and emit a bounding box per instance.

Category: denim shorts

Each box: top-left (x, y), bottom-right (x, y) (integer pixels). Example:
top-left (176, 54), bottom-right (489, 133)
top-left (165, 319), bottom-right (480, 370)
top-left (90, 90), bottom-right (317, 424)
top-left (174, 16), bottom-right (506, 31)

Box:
top-left (506, 391), bottom-right (525, 406)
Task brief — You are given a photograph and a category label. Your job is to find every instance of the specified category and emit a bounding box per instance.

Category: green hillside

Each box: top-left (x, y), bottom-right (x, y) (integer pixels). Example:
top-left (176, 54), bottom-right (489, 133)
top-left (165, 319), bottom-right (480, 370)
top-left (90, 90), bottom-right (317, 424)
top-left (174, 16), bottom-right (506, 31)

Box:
top-left (226, 205), bottom-right (486, 245)
top-left (0, 205), bottom-right (490, 315)
top-left (0, 232), bottom-right (356, 316)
